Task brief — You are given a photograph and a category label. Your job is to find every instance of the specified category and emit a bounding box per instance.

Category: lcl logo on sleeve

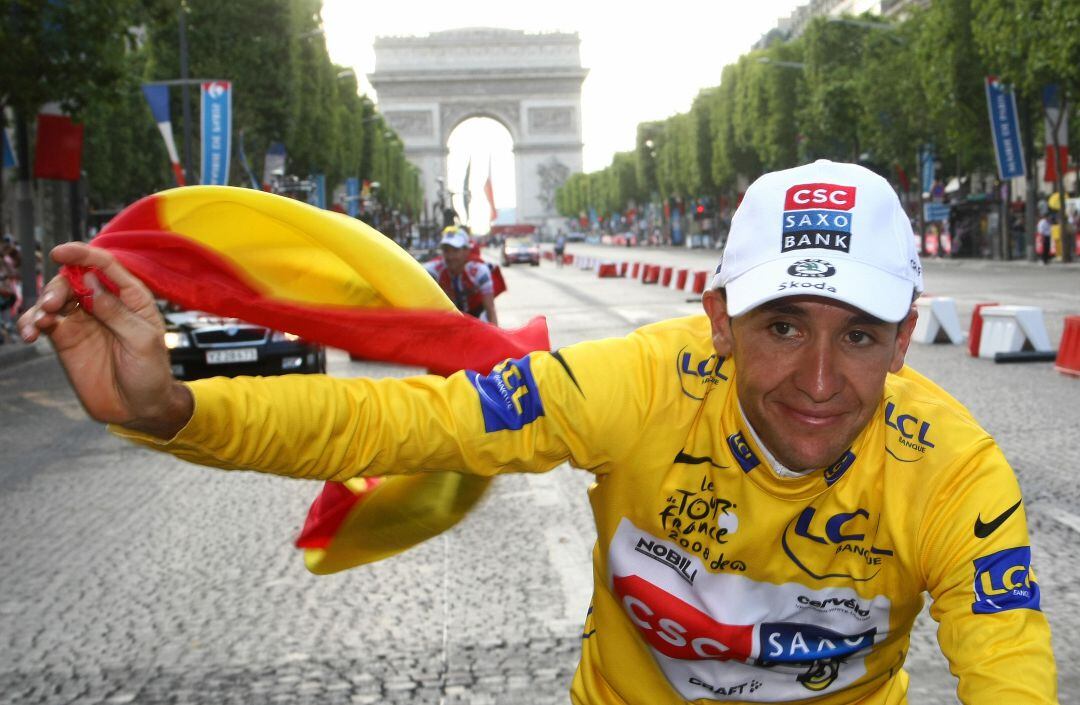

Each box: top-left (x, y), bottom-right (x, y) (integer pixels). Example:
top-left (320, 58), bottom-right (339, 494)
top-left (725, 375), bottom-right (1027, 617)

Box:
top-left (782, 183), bottom-right (856, 254)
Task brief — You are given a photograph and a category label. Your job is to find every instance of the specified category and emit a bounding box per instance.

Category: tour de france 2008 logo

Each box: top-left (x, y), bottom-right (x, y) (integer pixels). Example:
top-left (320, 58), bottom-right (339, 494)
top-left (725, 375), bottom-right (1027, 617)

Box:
top-left (787, 259), bottom-right (836, 279)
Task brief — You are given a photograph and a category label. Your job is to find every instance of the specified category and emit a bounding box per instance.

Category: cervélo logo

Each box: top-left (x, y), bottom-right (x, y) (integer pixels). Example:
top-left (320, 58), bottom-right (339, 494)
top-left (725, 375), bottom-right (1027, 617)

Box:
top-left (782, 183), bottom-right (856, 254)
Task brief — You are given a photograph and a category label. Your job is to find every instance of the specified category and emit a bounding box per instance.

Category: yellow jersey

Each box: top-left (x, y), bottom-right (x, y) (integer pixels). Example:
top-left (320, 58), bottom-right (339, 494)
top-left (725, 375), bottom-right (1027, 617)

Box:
top-left (118, 315), bottom-right (1056, 703)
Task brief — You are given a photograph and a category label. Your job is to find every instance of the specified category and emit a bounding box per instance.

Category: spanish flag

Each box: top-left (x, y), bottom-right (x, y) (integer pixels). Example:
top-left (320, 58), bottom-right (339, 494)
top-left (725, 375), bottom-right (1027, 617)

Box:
top-left (77, 186), bottom-right (550, 574)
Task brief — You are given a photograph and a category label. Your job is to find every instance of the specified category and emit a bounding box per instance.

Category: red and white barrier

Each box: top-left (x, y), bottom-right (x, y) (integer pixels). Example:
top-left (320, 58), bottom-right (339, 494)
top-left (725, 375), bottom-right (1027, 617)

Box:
top-left (967, 302), bottom-right (999, 357)
top-left (1055, 315), bottom-right (1080, 376)
top-left (631, 262), bottom-right (641, 279)
top-left (690, 271), bottom-right (709, 294)
top-left (977, 306), bottom-right (1054, 359)
top-left (672, 269), bottom-right (689, 291)
top-left (659, 266), bottom-right (673, 287)
top-left (642, 264), bottom-right (660, 284)
top-left (597, 262), bottom-right (618, 278)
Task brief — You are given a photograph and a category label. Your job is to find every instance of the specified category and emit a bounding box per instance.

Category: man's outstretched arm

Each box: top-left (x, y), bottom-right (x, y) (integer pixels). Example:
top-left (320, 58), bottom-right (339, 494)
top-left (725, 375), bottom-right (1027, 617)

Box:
top-left (18, 243), bottom-right (194, 439)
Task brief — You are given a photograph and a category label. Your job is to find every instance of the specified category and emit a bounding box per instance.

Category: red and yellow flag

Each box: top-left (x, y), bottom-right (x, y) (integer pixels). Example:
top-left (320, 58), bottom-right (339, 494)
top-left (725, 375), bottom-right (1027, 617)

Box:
top-left (78, 186), bottom-right (550, 573)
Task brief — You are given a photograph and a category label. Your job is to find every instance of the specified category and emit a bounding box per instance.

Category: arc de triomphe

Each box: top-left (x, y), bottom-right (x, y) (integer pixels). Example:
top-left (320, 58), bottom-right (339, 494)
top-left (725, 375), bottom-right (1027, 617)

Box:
top-left (369, 28), bottom-right (587, 229)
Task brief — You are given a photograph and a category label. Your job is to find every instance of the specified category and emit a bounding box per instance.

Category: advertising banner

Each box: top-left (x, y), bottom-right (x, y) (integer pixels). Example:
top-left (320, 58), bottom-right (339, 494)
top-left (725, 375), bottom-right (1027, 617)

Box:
top-left (33, 113), bottom-right (83, 181)
top-left (2, 127), bottom-right (16, 168)
top-left (312, 173), bottom-right (326, 209)
top-left (919, 144), bottom-right (935, 192)
top-left (263, 142), bottom-right (286, 189)
top-left (923, 202), bottom-right (951, 223)
top-left (345, 177), bottom-right (360, 217)
top-left (984, 77), bottom-right (1025, 180)
top-left (670, 208), bottom-right (684, 246)
top-left (200, 81), bottom-right (232, 186)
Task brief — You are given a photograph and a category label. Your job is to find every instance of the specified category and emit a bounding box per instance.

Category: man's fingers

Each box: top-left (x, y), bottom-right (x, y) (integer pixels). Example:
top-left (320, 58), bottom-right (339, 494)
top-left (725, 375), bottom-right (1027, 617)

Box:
top-left (36, 274), bottom-right (74, 314)
top-left (52, 242), bottom-right (150, 298)
top-left (51, 242), bottom-right (158, 322)
top-left (80, 271), bottom-right (160, 346)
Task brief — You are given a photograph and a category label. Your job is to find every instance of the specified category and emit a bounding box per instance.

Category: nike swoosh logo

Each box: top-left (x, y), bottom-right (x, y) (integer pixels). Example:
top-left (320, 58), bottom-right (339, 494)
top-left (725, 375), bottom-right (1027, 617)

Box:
top-left (974, 499), bottom-right (1023, 538)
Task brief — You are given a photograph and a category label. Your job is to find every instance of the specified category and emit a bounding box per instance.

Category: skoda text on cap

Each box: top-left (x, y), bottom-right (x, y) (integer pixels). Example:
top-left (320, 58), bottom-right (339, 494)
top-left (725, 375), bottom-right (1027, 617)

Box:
top-left (712, 160), bottom-right (923, 323)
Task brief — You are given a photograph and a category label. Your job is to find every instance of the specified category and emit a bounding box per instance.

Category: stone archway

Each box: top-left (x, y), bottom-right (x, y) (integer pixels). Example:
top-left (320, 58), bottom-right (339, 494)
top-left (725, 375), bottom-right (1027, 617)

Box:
top-left (369, 28), bottom-right (587, 229)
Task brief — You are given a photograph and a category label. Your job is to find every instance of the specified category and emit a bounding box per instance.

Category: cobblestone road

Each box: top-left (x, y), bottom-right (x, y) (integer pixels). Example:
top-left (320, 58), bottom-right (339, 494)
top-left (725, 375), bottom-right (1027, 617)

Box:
top-left (0, 249), bottom-right (1076, 704)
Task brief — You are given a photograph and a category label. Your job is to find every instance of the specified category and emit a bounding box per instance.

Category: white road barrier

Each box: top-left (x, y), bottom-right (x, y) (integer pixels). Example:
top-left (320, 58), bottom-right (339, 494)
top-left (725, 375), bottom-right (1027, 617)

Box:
top-left (977, 305), bottom-right (1054, 359)
top-left (912, 296), bottom-right (965, 345)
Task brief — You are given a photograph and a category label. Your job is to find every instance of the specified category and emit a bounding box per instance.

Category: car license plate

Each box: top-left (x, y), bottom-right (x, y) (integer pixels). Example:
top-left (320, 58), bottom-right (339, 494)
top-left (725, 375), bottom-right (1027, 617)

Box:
top-left (206, 348), bottom-right (258, 364)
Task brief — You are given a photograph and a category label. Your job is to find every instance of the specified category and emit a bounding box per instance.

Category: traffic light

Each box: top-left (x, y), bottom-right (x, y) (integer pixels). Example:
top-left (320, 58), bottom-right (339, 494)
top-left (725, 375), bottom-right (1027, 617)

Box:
top-left (695, 204), bottom-right (706, 221)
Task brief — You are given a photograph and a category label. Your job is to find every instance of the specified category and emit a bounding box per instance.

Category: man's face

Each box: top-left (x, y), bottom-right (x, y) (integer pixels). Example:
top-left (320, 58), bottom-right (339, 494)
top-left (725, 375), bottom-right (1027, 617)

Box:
top-left (703, 291), bottom-right (916, 471)
top-left (441, 245), bottom-right (468, 272)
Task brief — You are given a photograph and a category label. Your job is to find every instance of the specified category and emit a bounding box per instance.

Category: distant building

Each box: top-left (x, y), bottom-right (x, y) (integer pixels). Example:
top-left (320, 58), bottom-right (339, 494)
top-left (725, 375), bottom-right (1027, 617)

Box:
top-left (753, 0), bottom-right (928, 47)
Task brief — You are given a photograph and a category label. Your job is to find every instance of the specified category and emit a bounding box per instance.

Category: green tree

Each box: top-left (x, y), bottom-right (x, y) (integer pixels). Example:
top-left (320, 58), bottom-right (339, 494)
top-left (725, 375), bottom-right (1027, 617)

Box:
top-left (800, 17), bottom-right (865, 161)
top-left (854, 17), bottom-right (925, 178)
top-left (912, 1), bottom-right (994, 179)
top-left (743, 43), bottom-right (804, 171)
top-left (82, 50), bottom-right (171, 209)
top-left (146, 0), bottom-right (299, 185)
top-left (635, 121), bottom-right (664, 201)
top-left (710, 63), bottom-right (761, 194)
top-left (0, 0), bottom-right (144, 303)
top-left (974, 0), bottom-right (1080, 260)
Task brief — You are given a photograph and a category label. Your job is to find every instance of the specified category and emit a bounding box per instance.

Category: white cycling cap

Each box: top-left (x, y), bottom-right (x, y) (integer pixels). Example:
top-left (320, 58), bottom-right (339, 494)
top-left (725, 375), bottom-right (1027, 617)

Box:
top-left (712, 160), bottom-right (923, 323)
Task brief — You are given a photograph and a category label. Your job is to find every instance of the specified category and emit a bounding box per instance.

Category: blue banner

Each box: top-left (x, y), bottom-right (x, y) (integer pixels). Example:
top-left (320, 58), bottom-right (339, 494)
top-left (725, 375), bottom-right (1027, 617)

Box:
top-left (200, 81), bottom-right (232, 185)
top-left (345, 177), bottom-right (360, 217)
top-left (919, 144), bottom-right (934, 191)
top-left (671, 208), bottom-right (684, 246)
top-left (984, 77), bottom-right (1025, 180)
top-left (312, 173), bottom-right (326, 209)
top-left (2, 128), bottom-right (16, 168)
top-left (923, 202), bottom-right (951, 222)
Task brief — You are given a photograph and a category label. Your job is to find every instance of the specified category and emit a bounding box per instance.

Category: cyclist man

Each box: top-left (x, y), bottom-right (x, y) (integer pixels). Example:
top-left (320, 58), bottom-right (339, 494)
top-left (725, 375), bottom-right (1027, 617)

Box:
top-left (19, 160), bottom-right (1055, 703)
top-left (424, 226), bottom-right (499, 324)
top-left (554, 232), bottom-right (568, 267)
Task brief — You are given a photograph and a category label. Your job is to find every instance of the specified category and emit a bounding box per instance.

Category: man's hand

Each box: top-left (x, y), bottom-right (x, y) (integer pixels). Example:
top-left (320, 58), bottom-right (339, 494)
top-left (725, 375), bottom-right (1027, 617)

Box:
top-left (17, 243), bottom-right (193, 439)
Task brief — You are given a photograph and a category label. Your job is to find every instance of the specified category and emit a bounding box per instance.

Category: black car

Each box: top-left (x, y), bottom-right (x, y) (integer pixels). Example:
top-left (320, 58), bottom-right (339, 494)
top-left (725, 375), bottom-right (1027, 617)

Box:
top-left (162, 307), bottom-right (326, 380)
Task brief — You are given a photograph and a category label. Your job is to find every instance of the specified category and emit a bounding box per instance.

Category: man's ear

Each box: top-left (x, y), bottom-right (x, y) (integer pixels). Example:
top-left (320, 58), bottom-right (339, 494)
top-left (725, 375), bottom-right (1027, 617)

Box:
top-left (702, 289), bottom-right (734, 357)
top-left (890, 306), bottom-right (919, 373)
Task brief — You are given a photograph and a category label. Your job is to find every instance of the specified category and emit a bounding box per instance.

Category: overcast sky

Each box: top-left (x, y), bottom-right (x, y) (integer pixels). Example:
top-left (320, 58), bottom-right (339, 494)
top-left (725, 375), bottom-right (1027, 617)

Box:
top-left (322, 0), bottom-right (803, 220)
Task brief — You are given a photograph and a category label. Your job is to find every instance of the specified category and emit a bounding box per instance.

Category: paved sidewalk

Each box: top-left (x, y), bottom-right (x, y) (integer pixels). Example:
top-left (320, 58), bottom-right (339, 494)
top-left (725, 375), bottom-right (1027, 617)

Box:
top-left (0, 339), bottom-right (51, 369)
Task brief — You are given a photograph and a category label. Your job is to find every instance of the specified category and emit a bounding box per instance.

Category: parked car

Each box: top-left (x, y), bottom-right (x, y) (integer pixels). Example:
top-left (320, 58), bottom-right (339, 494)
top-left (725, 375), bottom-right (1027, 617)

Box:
top-left (501, 237), bottom-right (540, 266)
top-left (161, 305), bottom-right (326, 380)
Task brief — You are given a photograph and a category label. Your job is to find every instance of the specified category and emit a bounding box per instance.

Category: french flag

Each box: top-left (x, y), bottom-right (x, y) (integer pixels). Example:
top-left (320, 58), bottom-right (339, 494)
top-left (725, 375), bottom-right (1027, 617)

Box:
top-left (141, 84), bottom-right (186, 186)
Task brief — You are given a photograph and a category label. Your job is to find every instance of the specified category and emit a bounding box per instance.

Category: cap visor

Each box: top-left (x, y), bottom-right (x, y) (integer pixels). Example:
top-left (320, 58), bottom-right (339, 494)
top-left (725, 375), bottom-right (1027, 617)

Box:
top-left (725, 256), bottom-right (914, 323)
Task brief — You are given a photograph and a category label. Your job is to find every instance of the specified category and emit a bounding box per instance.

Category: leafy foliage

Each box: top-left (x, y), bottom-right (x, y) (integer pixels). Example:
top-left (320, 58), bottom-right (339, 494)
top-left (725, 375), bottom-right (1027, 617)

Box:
top-left (4, 0), bottom-right (419, 213)
top-left (557, 0), bottom-right (1074, 229)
